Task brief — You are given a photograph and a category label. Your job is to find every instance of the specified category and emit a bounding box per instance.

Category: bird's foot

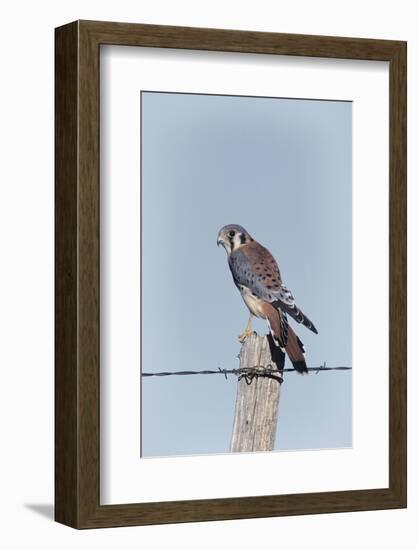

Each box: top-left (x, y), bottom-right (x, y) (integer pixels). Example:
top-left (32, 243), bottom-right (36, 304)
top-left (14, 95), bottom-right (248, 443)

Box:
top-left (238, 328), bottom-right (255, 343)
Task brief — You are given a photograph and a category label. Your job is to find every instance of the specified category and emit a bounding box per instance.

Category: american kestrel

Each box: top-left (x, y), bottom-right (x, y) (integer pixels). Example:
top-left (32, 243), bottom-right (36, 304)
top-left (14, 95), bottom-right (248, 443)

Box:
top-left (217, 224), bottom-right (317, 373)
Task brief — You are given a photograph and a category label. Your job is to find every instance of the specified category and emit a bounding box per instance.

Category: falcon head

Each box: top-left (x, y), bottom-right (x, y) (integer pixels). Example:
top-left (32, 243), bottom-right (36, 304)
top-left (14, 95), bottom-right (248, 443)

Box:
top-left (217, 224), bottom-right (253, 255)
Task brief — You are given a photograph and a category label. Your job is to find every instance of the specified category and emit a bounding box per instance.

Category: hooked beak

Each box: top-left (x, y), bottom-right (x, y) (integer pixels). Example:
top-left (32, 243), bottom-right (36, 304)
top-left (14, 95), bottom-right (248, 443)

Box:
top-left (217, 237), bottom-right (224, 247)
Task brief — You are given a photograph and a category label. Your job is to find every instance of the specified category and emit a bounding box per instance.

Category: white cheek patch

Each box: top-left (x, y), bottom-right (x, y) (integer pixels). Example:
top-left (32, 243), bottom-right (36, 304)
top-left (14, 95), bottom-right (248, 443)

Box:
top-left (224, 241), bottom-right (232, 255)
top-left (231, 234), bottom-right (244, 251)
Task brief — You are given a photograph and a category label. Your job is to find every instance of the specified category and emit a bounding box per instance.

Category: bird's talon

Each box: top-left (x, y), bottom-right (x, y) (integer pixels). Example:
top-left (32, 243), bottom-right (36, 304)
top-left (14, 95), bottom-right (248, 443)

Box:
top-left (238, 329), bottom-right (254, 343)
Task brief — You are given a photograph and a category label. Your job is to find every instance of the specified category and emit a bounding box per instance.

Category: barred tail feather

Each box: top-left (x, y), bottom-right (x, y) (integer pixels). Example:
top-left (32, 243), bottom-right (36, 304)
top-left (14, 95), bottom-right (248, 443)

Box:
top-left (262, 303), bottom-right (308, 374)
top-left (285, 326), bottom-right (308, 374)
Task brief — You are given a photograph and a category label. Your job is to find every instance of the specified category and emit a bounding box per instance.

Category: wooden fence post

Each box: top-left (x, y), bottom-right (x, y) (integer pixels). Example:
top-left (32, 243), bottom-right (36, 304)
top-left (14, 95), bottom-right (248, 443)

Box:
top-left (230, 332), bottom-right (284, 452)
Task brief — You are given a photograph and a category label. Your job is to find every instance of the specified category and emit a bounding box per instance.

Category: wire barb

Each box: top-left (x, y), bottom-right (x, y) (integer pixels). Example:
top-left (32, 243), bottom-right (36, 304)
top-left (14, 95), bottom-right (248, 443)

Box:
top-left (142, 364), bottom-right (351, 385)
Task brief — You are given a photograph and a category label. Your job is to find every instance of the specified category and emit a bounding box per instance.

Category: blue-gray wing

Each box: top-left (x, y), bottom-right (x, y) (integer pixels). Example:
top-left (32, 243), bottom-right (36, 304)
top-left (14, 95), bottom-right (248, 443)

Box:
top-left (229, 245), bottom-right (318, 334)
top-left (228, 246), bottom-right (281, 302)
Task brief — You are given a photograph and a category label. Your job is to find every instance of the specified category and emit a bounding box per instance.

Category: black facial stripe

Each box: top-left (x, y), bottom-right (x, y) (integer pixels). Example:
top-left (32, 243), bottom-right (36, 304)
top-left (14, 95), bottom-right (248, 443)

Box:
top-left (228, 235), bottom-right (234, 251)
top-left (239, 233), bottom-right (247, 245)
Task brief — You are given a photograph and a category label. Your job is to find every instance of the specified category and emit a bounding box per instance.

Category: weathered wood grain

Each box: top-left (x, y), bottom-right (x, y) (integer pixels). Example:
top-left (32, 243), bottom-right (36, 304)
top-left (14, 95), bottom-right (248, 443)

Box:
top-left (231, 334), bottom-right (282, 452)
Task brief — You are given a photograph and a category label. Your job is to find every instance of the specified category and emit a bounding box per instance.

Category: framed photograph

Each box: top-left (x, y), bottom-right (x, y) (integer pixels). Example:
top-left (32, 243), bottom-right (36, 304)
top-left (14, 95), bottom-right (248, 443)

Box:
top-left (55, 20), bottom-right (406, 528)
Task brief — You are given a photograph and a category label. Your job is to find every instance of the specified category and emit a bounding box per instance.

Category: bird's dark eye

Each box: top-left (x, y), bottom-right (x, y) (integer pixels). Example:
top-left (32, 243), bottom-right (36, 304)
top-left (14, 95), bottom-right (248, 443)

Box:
top-left (228, 230), bottom-right (235, 237)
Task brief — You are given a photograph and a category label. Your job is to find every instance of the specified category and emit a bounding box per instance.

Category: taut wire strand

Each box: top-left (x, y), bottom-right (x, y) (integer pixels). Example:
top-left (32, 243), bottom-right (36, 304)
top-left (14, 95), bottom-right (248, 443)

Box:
top-left (142, 364), bottom-right (352, 385)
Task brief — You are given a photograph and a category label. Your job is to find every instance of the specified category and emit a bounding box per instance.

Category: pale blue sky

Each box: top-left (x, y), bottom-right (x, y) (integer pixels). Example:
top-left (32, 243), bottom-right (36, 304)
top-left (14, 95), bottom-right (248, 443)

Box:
top-left (141, 91), bottom-right (352, 457)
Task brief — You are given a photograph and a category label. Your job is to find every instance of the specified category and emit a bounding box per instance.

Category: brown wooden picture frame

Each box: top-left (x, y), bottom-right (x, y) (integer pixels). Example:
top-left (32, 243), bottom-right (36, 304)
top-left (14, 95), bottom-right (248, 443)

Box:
top-left (55, 20), bottom-right (407, 529)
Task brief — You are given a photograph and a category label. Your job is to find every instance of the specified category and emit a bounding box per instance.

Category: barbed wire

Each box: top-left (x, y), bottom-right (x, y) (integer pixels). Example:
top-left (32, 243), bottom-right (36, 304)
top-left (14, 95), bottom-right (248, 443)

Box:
top-left (142, 363), bottom-right (352, 385)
